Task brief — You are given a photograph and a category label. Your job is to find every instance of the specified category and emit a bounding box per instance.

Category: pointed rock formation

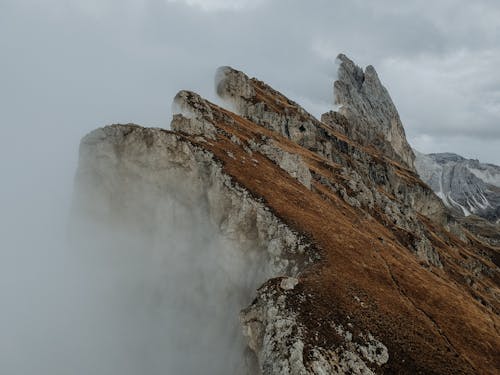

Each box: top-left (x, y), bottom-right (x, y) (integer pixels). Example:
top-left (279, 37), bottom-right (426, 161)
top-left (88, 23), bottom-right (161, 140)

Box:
top-left (322, 54), bottom-right (416, 171)
top-left (72, 62), bottom-right (500, 374)
top-left (216, 64), bottom-right (451, 267)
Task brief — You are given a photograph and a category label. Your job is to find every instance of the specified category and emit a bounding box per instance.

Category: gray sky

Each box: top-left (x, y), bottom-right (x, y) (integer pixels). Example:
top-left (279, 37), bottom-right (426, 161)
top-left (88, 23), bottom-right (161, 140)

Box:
top-left (0, 0), bottom-right (499, 233)
top-left (0, 2), bottom-right (498, 373)
top-left (1, 0), bottom-right (499, 167)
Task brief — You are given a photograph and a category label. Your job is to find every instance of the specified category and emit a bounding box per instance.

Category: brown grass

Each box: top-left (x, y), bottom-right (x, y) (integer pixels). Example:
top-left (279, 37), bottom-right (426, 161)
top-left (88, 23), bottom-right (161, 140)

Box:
top-left (172, 96), bottom-right (500, 374)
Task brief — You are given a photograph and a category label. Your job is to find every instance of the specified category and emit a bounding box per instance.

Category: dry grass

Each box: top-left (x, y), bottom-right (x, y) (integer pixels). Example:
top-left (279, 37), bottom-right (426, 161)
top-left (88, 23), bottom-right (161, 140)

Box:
top-left (172, 94), bottom-right (500, 374)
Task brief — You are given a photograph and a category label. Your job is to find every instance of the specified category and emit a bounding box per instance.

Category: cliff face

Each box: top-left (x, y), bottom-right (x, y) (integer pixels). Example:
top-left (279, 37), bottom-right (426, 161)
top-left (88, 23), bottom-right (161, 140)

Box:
top-left (415, 151), bottom-right (500, 222)
top-left (73, 56), bottom-right (499, 374)
top-left (322, 54), bottom-right (415, 171)
top-left (216, 65), bottom-right (452, 267)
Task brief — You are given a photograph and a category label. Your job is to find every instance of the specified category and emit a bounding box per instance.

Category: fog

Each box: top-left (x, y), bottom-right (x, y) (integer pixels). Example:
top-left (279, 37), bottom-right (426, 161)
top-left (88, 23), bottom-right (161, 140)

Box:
top-left (0, 78), bottom-right (269, 372)
top-left (2, 0), bottom-right (499, 165)
top-left (1, 1), bottom-right (499, 373)
top-left (1, 133), bottom-right (268, 374)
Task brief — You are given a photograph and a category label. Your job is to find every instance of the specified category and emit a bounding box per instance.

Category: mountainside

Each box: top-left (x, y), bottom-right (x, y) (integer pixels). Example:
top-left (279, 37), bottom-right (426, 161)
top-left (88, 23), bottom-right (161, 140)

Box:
top-left (72, 55), bottom-right (499, 374)
top-left (415, 151), bottom-right (500, 222)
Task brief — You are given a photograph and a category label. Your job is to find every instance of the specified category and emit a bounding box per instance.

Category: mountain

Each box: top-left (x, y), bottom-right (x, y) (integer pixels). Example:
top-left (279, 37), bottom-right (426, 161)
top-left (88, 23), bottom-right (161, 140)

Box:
top-left (322, 54), bottom-right (415, 171)
top-left (415, 151), bottom-right (500, 222)
top-left (72, 56), bottom-right (499, 374)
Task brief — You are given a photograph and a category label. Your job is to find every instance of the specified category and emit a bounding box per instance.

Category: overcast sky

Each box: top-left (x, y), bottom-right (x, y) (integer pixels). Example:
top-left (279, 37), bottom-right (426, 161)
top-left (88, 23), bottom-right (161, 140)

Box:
top-left (1, 0), bottom-right (499, 178)
top-left (0, 2), bottom-right (499, 373)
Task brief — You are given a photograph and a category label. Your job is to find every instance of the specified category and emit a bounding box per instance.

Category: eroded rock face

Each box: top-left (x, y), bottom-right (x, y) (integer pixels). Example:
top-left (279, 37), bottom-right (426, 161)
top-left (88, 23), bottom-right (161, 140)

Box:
top-left (241, 278), bottom-right (389, 375)
top-left (73, 62), bottom-right (500, 374)
top-left (216, 64), bottom-right (448, 267)
top-left (73, 124), bottom-right (316, 374)
top-left (415, 151), bottom-right (500, 222)
top-left (322, 54), bottom-right (415, 171)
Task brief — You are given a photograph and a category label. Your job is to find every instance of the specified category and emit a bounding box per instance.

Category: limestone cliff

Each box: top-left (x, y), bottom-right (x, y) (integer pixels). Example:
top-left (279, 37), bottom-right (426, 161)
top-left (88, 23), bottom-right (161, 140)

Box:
top-left (322, 54), bottom-right (415, 171)
top-left (415, 151), bottom-right (500, 222)
top-left (73, 59), bottom-right (499, 374)
top-left (216, 64), bottom-right (450, 267)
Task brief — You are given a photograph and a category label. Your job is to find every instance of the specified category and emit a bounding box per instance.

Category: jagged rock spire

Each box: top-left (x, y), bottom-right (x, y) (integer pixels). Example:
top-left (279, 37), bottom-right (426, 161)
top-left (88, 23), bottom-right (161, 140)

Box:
top-left (73, 62), bottom-right (500, 374)
top-left (322, 54), bottom-right (416, 171)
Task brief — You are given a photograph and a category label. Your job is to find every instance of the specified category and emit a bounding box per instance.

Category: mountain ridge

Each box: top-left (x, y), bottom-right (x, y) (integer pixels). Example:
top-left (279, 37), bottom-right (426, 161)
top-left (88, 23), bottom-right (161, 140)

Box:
top-left (72, 55), bottom-right (500, 374)
top-left (415, 150), bottom-right (500, 223)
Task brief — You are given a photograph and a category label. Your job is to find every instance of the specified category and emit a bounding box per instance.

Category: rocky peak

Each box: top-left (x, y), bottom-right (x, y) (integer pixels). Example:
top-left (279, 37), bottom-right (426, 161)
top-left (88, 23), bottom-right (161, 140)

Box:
top-left (216, 66), bottom-right (256, 102)
top-left (322, 54), bottom-right (416, 171)
top-left (73, 62), bottom-right (500, 374)
top-left (216, 64), bottom-right (452, 267)
top-left (427, 152), bottom-right (466, 164)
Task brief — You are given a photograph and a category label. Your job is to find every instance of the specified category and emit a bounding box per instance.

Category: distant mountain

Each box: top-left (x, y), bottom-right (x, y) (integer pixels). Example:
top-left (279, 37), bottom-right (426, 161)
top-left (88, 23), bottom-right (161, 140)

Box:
top-left (415, 151), bottom-right (500, 222)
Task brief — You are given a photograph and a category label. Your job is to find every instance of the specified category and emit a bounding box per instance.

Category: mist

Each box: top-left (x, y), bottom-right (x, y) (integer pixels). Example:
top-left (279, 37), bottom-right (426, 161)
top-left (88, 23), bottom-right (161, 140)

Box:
top-left (0, 127), bottom-right (269, 375)
top-left (1, 0), bottom-right (499, 373)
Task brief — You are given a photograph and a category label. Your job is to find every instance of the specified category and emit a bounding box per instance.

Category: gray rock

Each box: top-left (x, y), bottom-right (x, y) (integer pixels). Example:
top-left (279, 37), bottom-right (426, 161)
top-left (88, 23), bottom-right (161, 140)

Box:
top-left (322, 54), bottom-right (415, 171)
top-left (71, 60), bottom-right (498, 374)
top-left (241, 281), bottom-right (389, 375)
top-left (73, 123), bottom-right (316, 374)
top-left (216, 64), bottom-right (448, 266)
top-left (415, 150), bottom-right (500, 222)
top-left (248, 138), bottom-right (312, 190)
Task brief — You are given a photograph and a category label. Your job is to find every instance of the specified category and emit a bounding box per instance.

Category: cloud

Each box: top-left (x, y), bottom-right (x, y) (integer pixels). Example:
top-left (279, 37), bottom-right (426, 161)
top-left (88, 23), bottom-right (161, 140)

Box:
top-left (1, 0), bottom-right (500, 362)
top-left (166, 0), bottom-right (267, 11)
top-left (1, 1), bottom-right (500, 373)
top-left (380, 49), bottom-right (500, 137)
top-left (2, 0), bottom-right (498, 158)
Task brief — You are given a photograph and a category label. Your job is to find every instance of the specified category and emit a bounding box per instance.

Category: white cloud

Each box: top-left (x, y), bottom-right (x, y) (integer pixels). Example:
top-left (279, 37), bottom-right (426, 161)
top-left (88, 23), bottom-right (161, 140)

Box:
top-left (166, 0), bottom-right (267, 11)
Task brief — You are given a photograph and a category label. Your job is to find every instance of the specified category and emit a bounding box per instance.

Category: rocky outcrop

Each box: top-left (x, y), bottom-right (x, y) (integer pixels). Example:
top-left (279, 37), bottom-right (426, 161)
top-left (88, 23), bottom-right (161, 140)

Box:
top-left (241, 278), bottom-right (389, 375)
top-left (73, 124), bottom-right (319, 374)
top-left (216, 64), bottom-right (448, 267)
top-left (459, 215), bottom-right (500, 247)
top-left (322, 54), bottom-right (415, 171)
top-left (415, 151), bottom-right (500, 222)
top-left (75, 124), bottom-right (314, 277)
top-left (73, 60), bottom-right (500, 374)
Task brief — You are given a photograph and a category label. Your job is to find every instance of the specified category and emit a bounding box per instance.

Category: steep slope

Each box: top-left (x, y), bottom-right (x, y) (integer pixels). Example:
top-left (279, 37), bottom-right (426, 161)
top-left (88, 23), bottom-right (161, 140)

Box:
top-left (415, 151), bottom-right (500, 222)
top-left (216, 65), bottom-right (454, 267)
top-left (73, 60), bottom-right (499, 374)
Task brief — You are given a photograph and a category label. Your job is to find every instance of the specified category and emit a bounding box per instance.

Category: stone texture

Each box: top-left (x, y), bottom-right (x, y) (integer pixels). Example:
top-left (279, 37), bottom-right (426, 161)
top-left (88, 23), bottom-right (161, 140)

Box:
top-left (216, 64), bottom-right (449, 267)
top-left (72, 62), bottom-right (500, 374)
top-left (76, 126), bottom-right (315, 278)
top-left (322, 54), bottom-right (415, 171)
top-left (247, 137), bottom-right (312, 190)
top-left (415, 151), bottom-right (500, 222)
top-left (240, 279), bottom-right (389, 375)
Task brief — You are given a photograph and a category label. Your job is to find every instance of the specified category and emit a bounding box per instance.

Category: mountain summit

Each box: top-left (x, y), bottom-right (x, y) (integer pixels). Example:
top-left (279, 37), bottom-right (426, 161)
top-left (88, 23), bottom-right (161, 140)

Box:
top-left (72, 55), bottom-right (499, 374)
top-left (322, 54), bottom-right (415, 171)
